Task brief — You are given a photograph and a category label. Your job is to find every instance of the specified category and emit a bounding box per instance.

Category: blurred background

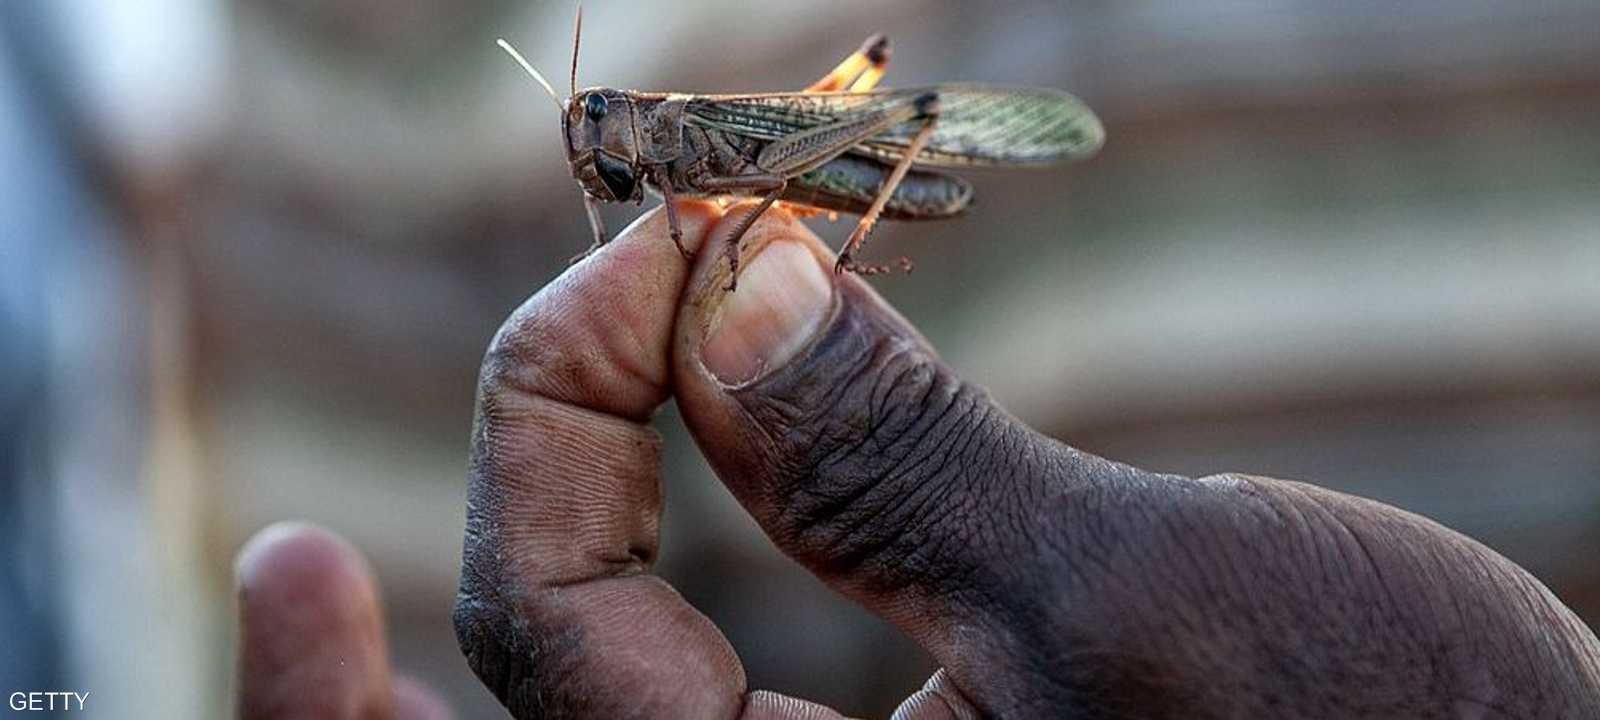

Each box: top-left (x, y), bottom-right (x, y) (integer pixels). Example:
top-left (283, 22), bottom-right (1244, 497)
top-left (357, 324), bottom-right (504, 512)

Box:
top-left (2, 0), bottom-right (1597, 716)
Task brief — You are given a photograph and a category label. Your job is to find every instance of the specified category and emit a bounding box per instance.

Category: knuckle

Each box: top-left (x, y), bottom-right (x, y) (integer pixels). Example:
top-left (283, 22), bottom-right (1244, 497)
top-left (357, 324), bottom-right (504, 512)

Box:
top-left (452, 589), bottom-right (588, 719)
top-left (477, 284), bottom-right (665, 416)
top-left (479, 301), bottom-right (565, 397)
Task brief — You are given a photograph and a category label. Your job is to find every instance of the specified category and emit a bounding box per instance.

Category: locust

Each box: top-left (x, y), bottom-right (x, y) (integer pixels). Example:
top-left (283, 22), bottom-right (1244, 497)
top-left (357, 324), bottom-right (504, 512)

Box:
top-left (498, 9), bottom-right (1104, 288)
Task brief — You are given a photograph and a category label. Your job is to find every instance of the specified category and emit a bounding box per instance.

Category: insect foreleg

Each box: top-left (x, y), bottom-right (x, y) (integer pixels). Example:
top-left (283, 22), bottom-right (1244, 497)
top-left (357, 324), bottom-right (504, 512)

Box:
top-left (570, 194), bottom-right (610, 264)
top-left (806, 34), bottom-right (890, 92)
top-left (651, 166), bottom-right (692, 259)
top-left (837, 93), bottom-right (940, 275)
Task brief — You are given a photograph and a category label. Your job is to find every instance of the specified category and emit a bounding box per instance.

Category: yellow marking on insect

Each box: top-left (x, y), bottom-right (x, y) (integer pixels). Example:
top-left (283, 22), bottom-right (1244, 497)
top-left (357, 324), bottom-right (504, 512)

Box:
top-left (807, 52), bottom-right (871, 92)
top-left (848, 66), bottom-right (885, 92)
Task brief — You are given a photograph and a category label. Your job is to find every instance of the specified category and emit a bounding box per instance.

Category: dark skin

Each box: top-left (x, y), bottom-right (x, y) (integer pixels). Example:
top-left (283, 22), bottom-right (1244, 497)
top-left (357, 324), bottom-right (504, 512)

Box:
top-left (235, 201), bottom-right (1600, 718)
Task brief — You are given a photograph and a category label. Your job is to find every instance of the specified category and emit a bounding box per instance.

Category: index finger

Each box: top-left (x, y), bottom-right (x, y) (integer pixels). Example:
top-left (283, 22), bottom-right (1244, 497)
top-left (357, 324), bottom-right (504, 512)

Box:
top-left (455, 203), bottom-right (752, 718)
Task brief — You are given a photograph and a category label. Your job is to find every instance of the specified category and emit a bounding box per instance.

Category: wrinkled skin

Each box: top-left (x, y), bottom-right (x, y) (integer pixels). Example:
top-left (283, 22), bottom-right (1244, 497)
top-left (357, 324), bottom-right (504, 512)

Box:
top-left (235, 202), bottom-right (1600, 719)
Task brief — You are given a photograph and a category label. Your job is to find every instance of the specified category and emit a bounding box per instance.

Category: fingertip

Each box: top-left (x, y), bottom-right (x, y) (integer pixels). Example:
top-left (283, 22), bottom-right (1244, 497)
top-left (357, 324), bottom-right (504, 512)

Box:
top-left (579, 199), bottom-right (723, 272)
top-left (705, 202), bottom-right (827, 268)
top-left (235, 523), bottom-right (393, 719)
top-left (672, 199), bottom-right (724, 232)
top-left (236, 521), bottom-right (378, 612)
top-left (393, 675), bottom-right (456, 720)
top-left (659, 199), bottom-right (724, 260)
top-left (485, 201), bottom-right (728, 421)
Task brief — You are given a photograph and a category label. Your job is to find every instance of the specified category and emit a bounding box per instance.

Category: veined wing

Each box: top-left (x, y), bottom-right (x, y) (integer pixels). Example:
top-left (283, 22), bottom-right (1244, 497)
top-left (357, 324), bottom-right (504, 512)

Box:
top-left (682, 84), bottom-right (1104, 167)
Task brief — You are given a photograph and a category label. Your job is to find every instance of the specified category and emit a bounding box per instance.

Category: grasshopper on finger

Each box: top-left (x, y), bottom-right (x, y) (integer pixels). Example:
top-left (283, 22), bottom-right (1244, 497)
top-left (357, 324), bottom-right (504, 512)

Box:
top-left (499, 10), bottom-right (1103, 289)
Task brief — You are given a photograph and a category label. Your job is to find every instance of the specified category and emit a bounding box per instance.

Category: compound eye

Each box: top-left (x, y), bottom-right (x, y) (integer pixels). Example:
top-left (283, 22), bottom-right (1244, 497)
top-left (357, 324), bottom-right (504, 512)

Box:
top-left (584, 92), bottom-right (608, 121)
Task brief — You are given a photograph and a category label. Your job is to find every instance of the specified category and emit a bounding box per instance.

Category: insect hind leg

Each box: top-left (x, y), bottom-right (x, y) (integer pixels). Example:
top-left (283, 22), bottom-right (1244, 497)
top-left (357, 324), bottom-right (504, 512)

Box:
top-left (779, 36), bottom-right (892, 221)
top-left (839, 255), bottom-right (914, 277)
top-left (836, 92), bottom-right (939, 276)
top-left (805, 34), bottom-right (890, 92)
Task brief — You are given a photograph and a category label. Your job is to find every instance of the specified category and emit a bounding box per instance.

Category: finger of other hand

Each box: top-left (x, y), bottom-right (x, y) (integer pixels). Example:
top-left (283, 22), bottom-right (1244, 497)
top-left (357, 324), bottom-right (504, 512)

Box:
top-left (236, 523), bottom-right (395, 720)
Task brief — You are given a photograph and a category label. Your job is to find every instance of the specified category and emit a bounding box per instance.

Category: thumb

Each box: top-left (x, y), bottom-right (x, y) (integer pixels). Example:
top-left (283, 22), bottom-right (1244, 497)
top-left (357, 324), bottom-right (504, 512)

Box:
top-left (672, 205), bottom-right (1070, 660)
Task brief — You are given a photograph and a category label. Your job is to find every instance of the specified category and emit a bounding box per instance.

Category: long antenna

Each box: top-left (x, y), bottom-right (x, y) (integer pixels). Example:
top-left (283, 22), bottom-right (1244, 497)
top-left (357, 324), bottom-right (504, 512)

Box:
top-left (497, 39), bottom-right (564, 111)
top-left (570, 4), bottom-right (583, 96)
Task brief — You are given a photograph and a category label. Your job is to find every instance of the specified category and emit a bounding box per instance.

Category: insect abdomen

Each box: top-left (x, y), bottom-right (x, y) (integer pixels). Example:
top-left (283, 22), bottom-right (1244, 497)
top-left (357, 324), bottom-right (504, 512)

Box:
top-left (785, 154), bottom-right (972, 220)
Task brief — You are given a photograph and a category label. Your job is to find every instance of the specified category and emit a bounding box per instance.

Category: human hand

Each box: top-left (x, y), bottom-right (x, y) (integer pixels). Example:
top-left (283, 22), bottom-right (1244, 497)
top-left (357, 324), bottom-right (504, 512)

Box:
top-left (447, 200), bottom-right (1600, 718)
top-left (237, 201), bottom-right (1600, 719)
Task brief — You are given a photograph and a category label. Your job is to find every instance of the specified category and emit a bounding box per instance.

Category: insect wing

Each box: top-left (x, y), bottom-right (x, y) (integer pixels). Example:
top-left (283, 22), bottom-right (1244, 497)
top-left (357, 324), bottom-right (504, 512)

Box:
top-left (684, 85), bottom-right (1104, 168)
top-left (683, 92), bottom-right (888, 143)
top-left (871, 85), bottom-right (1103, 166)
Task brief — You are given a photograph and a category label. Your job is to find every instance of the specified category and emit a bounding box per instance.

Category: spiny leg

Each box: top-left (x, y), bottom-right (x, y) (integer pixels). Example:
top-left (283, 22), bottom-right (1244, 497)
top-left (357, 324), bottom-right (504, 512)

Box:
top-left (802, 37), bottom-right (916, 274)
top-left (805, 34), bottom-right (890, 92)
top-left (836, 93), bottom-right (940, 275)
top-left (696, 173), bottom-right (788, 291)
top-left (716, 184), bottom-right (786, 291)
top-left (651, 166), bottom-right (692, 259)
